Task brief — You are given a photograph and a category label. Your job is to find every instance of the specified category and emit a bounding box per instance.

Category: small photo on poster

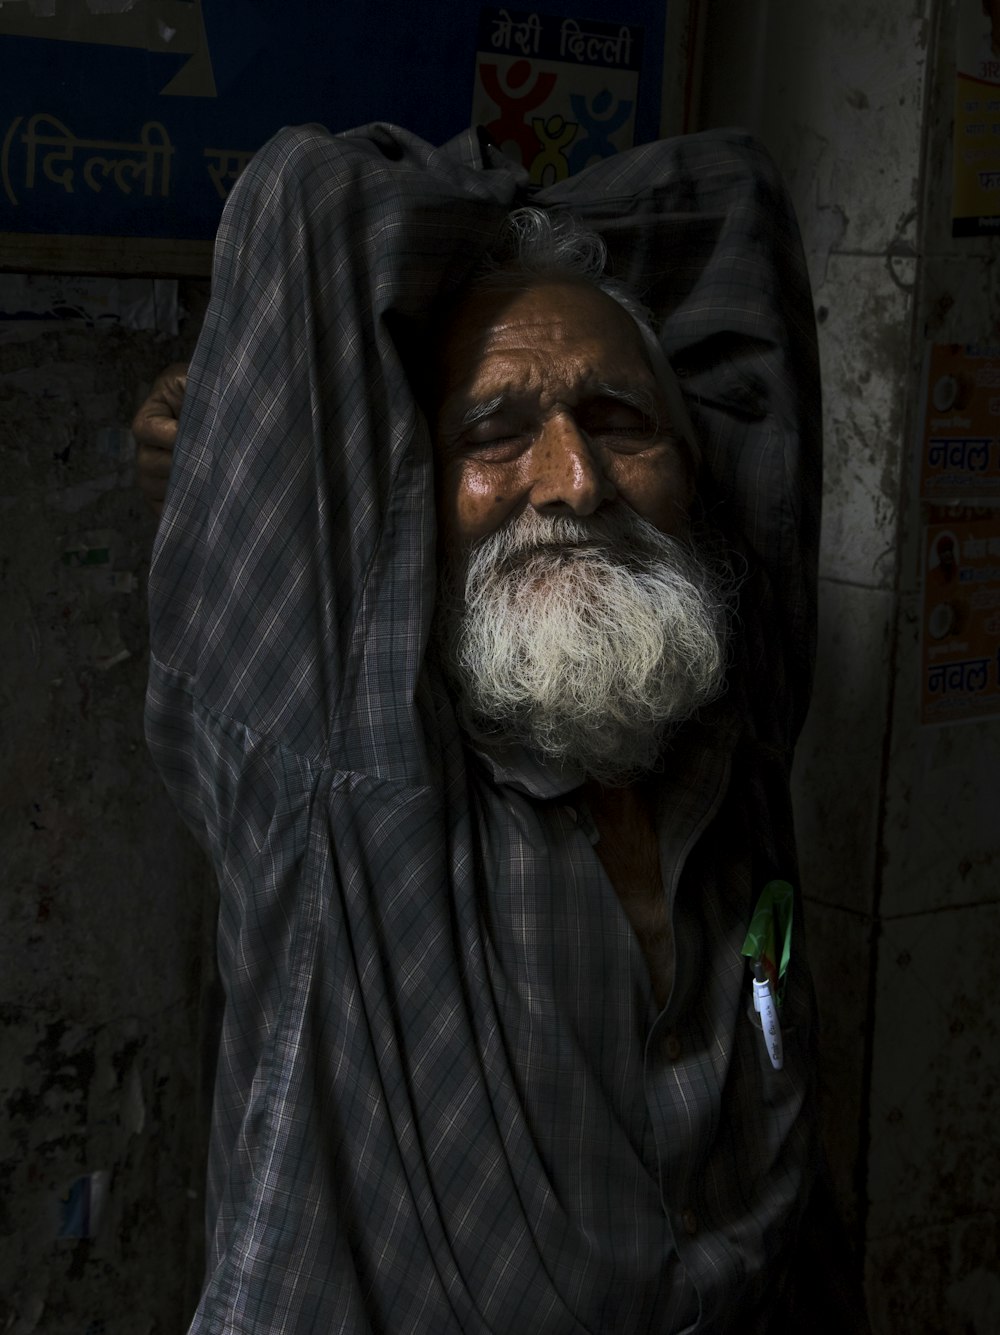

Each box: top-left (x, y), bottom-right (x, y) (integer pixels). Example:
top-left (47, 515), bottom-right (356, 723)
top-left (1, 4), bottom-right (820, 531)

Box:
top-left (921, 507), bottom-right (1000, 726)
top-left (472, 8), bottom-right (643, 185)
top-left (916, 343), bottom-right (1000, 501)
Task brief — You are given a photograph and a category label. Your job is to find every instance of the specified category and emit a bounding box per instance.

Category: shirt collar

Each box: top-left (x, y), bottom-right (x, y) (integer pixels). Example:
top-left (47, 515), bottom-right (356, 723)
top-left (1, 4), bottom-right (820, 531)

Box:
top-left (468, 696), bottom-right (744, 802)
top-left (471, 737), bottom-right (585, 800)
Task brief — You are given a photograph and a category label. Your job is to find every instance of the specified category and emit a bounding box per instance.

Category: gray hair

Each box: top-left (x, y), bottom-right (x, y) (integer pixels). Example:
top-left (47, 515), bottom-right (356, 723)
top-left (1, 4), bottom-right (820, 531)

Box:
top-left (470, 207), bottom-right (700, 464)
top-left (475, 206), bottom-right (650, 325)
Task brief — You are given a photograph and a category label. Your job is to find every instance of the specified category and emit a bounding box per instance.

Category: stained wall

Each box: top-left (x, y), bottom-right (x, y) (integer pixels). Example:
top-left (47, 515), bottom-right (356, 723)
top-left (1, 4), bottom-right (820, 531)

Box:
top-left (0, 280), bottom-right (213, 1334)
top-left (699, 1), bottom-right (999, 1330)
top-left (864, 5), bottom-right (1000, 1329)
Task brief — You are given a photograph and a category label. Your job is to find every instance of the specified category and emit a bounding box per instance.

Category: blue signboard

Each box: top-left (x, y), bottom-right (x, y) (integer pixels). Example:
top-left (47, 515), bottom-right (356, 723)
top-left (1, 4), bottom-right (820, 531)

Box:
top-left (0, 0), bottom-right (666, 258)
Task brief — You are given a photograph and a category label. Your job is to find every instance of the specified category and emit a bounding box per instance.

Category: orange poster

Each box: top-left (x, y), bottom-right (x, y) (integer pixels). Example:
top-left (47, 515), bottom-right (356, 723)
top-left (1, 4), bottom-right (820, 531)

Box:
top-left (917, 343), bottom-right (1000, 501)
top-left (921, 508), bottom-right (1000, 725)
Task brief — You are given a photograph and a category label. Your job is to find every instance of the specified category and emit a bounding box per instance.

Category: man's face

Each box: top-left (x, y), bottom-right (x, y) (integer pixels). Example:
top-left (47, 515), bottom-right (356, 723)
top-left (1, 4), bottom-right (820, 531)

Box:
top-left (428, 279), bottom-right (728, 783)
top-left (432, 279), bottom-right (694, 552)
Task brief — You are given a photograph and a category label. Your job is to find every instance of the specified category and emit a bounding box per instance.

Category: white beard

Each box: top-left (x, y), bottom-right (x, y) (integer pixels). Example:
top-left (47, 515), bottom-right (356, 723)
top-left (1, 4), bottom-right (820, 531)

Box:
top-left (435, 507), bottom-right (732, 784)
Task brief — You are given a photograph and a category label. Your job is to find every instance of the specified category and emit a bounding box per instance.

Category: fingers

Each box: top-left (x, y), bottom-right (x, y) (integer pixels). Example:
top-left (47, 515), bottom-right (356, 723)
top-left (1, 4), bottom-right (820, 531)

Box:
top-left (136, 439), bottom-right (172, 515)
top-left (133, 362), bottom-right (189, 517)
top-left (132, 361), bottom-right (188, 446)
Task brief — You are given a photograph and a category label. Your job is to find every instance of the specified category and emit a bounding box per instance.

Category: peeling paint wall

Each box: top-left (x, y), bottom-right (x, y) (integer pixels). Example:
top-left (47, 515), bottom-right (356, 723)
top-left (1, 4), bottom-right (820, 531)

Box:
top-left (865, 3), bottom-right (1000, 1331)
top-left (701, 1), bottom-right (999, 1331)
top-left (0, 279), bottom-right (215, 1334)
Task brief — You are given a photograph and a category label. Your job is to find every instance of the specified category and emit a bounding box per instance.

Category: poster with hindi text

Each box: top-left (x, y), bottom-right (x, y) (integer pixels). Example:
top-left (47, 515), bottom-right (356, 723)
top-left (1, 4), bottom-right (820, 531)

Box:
top-left (952, 0), bottom-right (1000, 236)
top-left (2, 1), bottom-right (666, 274)
top-left (472, 8), bottom-right (642, 184)
top-left (921, 507), bottom-right (1000, 726)
top-left (917, 343), bottom-right (1000, 502)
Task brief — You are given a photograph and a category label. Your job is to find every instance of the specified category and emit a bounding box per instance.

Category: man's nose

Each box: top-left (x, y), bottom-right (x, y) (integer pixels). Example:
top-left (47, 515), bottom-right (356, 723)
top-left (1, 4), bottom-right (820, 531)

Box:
top-left (527, 416), bottom-right (616, 516)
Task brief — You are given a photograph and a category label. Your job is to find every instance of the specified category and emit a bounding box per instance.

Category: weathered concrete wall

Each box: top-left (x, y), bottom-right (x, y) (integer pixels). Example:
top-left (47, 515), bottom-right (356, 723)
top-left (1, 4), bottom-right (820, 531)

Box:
top-left (863, 4), bottom-right (1000, 1329)
top-left (0, 279), bottom-right (214, 1334)
top-left (700, 1), bottom-right (999, 1330)
top-left (698, 0), bottom-right (929, 1246)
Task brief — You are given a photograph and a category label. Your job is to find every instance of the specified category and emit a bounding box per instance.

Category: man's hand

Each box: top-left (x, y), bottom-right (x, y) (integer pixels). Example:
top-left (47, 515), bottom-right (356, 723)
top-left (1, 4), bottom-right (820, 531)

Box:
top-left (133, 362), bottom-right (188, 517)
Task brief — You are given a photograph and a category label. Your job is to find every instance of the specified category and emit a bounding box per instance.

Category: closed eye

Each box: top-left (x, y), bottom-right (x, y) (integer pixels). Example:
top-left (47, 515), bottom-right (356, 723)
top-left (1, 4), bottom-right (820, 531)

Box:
top-left (578, 396), bottom-right (661, 444)
top-left (461, 417), bottom-right (532, 460)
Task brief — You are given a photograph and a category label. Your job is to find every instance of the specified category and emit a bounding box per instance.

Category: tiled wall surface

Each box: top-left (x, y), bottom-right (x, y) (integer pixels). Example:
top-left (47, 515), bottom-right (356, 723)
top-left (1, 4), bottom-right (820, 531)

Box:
top-left (866, 6), bottom-right (1000, 1326)
top-left (702, 1), bottom-right (998, 1329)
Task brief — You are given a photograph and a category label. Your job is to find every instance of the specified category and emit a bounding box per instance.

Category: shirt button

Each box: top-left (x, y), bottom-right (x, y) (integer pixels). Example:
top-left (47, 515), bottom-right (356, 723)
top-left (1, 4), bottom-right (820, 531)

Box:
top-left (681, 1209), bottom-right (698, 1236)
top-left (665, 1032), bottom-right (682, 1061)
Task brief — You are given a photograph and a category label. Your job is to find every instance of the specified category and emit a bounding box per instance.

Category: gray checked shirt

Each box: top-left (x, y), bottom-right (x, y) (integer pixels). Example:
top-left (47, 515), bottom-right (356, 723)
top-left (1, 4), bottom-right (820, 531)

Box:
top-left (146, 121), bottom-right (822, 1334)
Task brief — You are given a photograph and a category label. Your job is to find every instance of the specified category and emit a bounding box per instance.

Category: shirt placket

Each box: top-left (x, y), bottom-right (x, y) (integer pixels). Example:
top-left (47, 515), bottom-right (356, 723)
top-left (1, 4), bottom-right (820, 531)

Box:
top-left (644, 732), bottom-right (742, 1333)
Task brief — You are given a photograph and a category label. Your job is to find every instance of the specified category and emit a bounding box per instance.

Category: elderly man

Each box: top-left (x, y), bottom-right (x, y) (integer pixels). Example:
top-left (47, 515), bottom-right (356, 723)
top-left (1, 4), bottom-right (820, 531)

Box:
top-left (141, 123), bottom-right (847, 1333)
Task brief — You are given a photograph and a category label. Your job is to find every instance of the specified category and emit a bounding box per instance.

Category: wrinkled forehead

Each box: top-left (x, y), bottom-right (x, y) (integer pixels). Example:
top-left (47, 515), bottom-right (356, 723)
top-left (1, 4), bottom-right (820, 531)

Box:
top-left (432, 275), bottom-right (700, 464)
top-left (435, 279), bottom-right (644, 382)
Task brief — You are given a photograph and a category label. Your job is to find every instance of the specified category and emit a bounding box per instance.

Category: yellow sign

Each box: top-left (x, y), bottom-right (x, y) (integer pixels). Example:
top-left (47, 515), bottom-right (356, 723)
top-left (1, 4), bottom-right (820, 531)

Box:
top-left (953, 1), bottom-right (1000, 235)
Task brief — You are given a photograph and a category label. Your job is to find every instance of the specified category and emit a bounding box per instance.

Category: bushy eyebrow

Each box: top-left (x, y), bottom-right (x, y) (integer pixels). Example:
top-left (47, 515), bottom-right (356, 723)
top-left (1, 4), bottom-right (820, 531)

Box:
top-left (590, 382), bottom-right (660, 419)
top-left (448, 382), bottom-right (664, 439)
top-left (456, 394), bottom-right (507, 432)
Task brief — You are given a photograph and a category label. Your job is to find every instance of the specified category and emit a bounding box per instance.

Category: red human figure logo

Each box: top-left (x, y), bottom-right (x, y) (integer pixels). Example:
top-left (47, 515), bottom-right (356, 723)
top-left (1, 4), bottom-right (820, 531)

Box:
top-left (479, 59), bottom-right (557, 165)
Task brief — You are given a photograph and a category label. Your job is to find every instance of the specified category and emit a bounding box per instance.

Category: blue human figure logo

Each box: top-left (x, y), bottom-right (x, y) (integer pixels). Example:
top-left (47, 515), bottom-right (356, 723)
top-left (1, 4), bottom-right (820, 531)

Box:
top-left (566, 88), bottom-right (633, 174)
